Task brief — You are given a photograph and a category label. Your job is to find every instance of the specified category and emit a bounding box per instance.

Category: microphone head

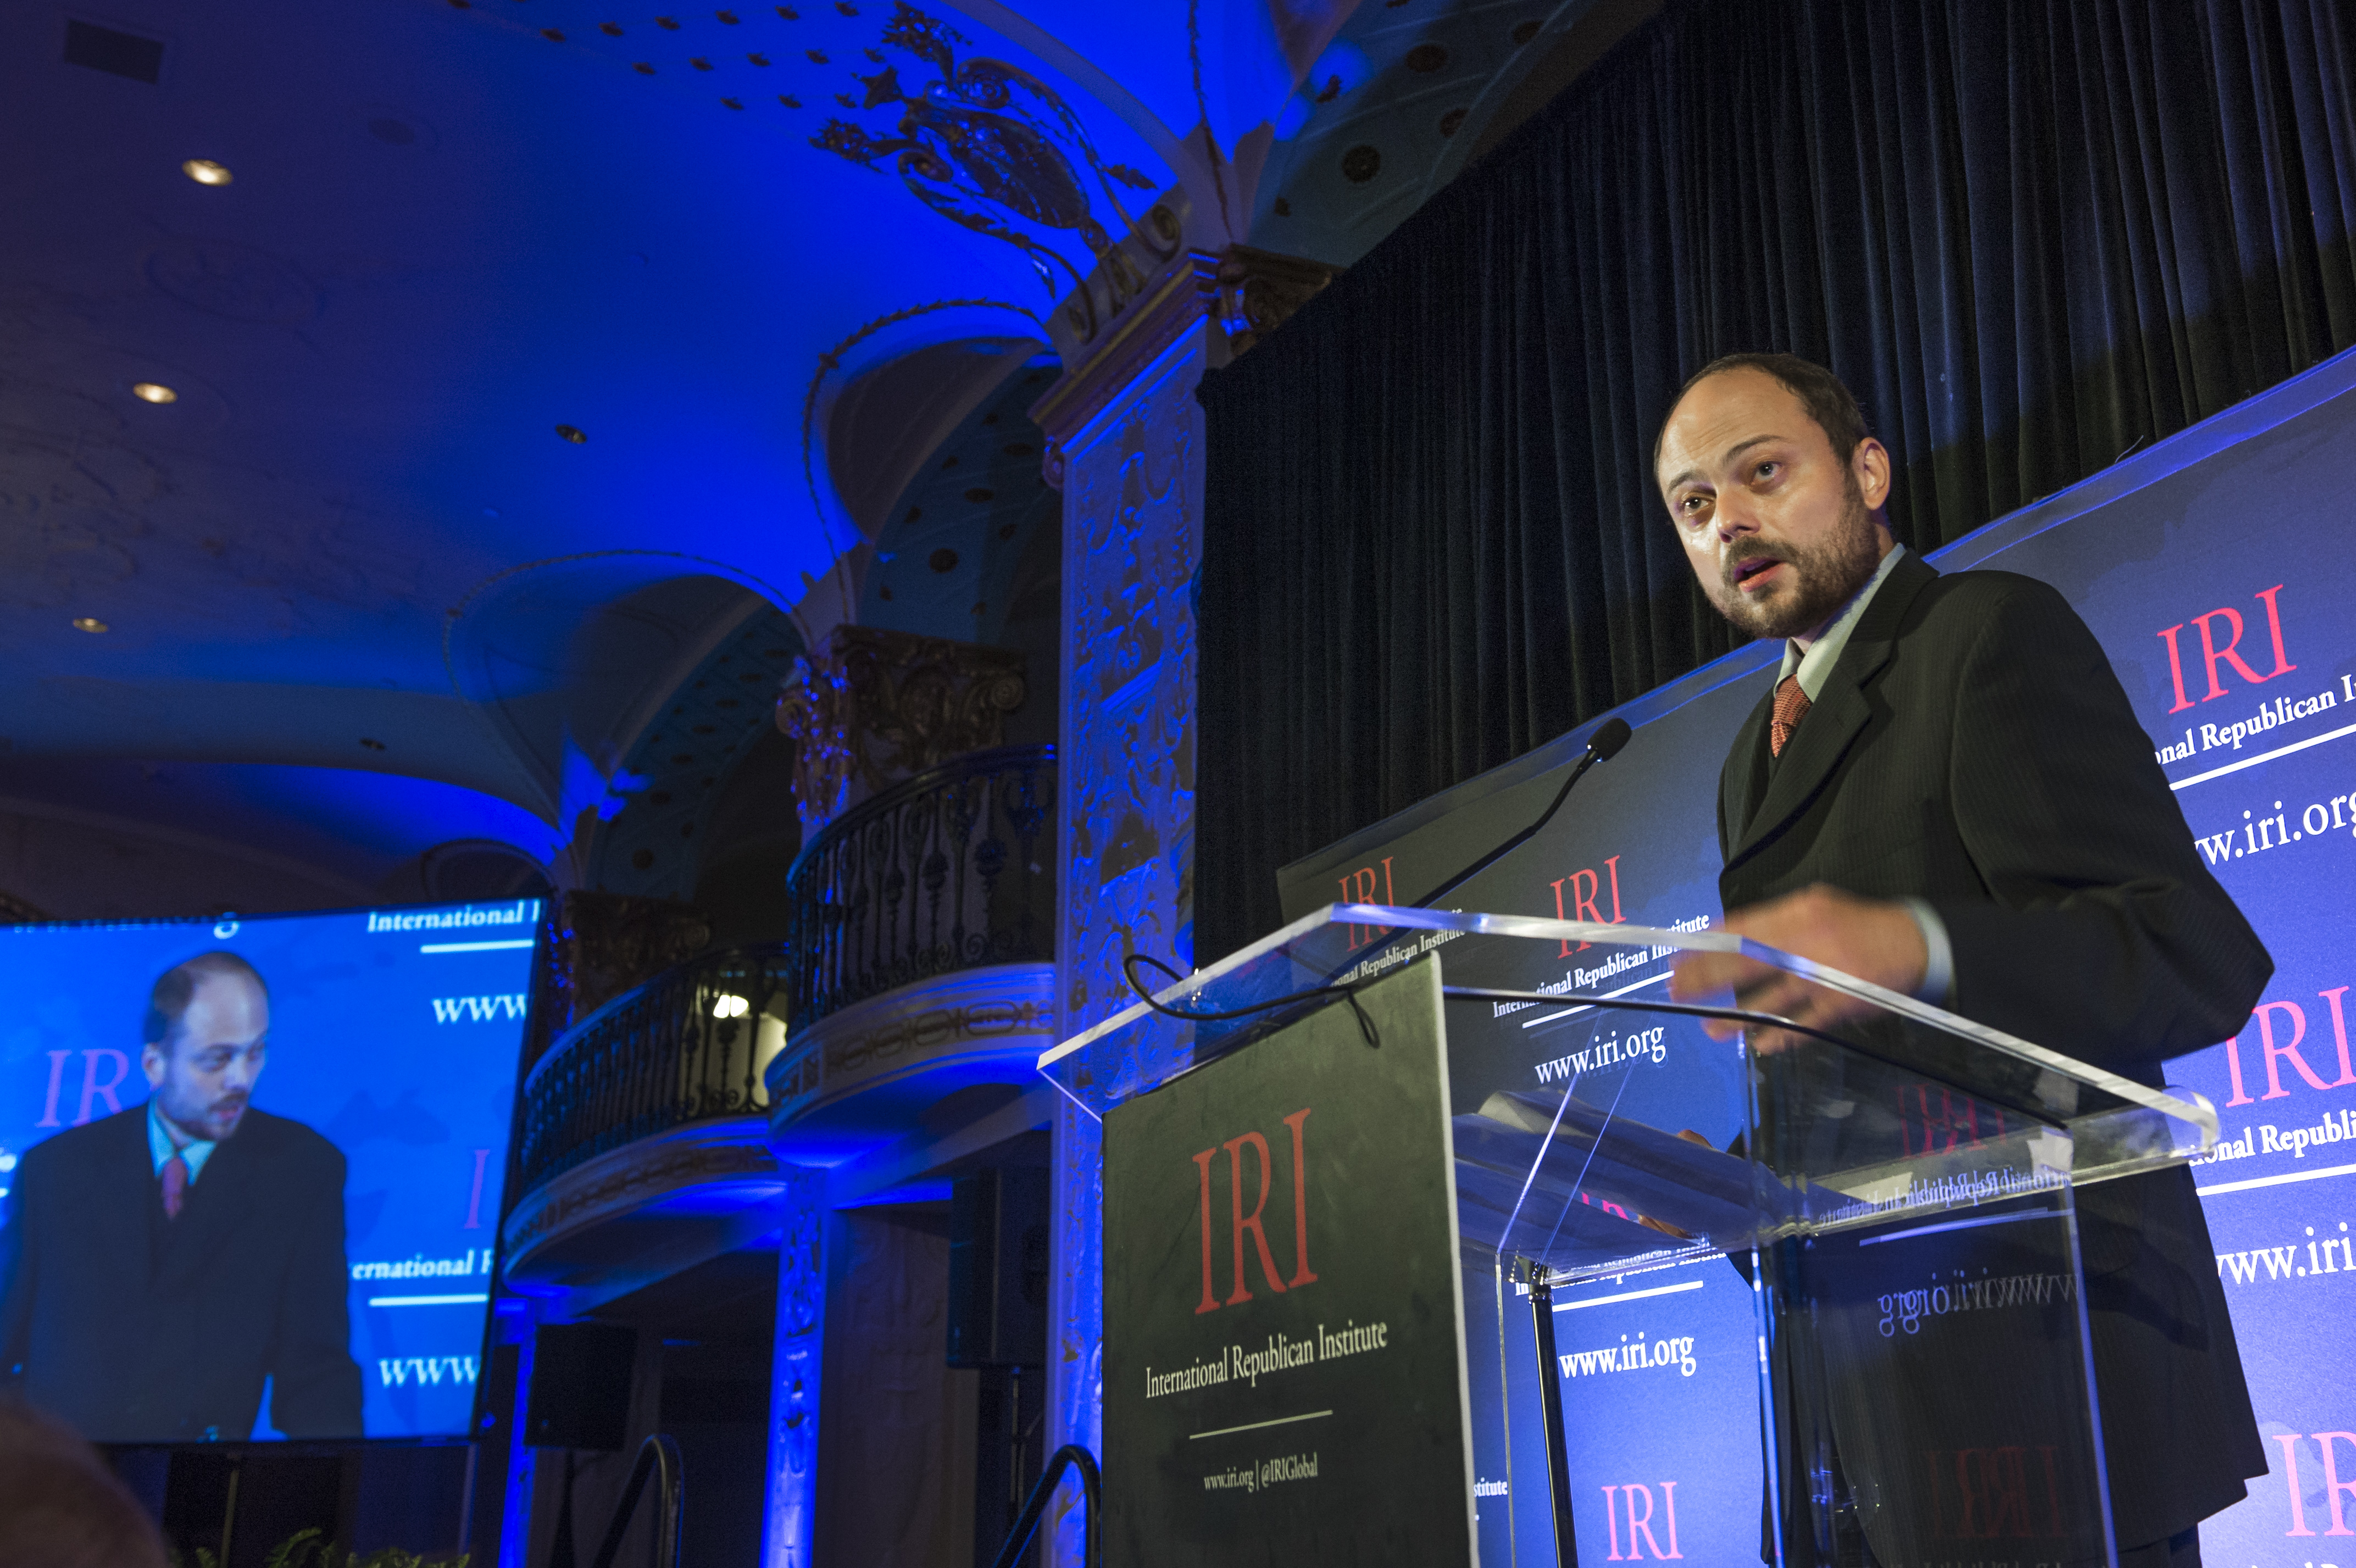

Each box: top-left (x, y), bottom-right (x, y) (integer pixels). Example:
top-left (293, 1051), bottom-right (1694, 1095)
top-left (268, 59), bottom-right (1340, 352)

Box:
top-left (1589, 717), bottom-right (1633, 761)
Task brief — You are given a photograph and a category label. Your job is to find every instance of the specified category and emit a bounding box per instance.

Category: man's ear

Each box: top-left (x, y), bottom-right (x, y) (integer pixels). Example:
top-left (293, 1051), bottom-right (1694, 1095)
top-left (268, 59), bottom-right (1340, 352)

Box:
top-left (141, 1042), bottom-right (168, 1089)
top-left (1853, 436), bottom-right (1893, 512)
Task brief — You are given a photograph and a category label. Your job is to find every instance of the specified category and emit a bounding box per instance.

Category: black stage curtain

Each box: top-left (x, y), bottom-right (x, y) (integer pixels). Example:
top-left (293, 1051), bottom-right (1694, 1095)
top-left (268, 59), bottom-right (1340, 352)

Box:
top-left (1195, 0), bottom-right (2356, 959)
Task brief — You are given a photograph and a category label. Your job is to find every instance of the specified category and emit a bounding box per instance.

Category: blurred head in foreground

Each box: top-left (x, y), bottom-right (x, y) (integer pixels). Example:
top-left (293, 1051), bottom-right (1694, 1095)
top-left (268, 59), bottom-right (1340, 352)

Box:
top-left (0, 1398), bottom-right (169, 1568)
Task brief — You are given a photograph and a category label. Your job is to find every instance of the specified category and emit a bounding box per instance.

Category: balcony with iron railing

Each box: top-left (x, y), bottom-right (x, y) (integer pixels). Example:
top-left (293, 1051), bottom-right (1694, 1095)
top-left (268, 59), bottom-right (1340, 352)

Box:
top-left (768, 742), bottom-right (1059, 1158)
top-left (501, 942), bottom-right (793, 1298)
top-left (500, 744), bottom-right (1059, 1299)
top-left (785, 743), bottom-right (1053, 1024)
top-left (514, 943), bottom-right (788, 1197)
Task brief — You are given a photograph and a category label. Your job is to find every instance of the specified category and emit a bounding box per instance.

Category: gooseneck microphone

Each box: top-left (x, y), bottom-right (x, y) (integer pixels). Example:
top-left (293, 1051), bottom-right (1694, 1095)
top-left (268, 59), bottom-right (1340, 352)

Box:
top-left (1405, 716), bottom-right (1632, 910)
top-left (1123, 715), bottom-right (1634, 1046)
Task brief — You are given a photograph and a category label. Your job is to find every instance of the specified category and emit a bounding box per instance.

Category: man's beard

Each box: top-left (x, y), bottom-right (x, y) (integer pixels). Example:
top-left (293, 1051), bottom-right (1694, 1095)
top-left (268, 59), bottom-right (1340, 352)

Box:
top-left (163, 1088), bottom-right (249, 1142)
top-left (1704, 476), bottom-right (1883, 641)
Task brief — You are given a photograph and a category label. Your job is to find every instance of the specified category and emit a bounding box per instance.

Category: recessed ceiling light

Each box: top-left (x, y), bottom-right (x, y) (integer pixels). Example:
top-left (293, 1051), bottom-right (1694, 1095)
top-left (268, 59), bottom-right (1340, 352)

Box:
top-left (182, 158), bottom-right (233, 186)
top-left (72, 617), bottom-right (109, 633)
top-left (131, 382), bottom-right (177, 404)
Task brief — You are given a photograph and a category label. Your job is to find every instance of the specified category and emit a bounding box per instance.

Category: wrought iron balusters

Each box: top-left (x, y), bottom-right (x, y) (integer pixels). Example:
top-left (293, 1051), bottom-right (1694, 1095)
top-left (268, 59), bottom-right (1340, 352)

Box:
top-left (513, 746), bottom-right (1054, 1201)
top-left (515, 943), bottom-right (788, 1196)
top-left (786, 743), bottom-right (1055, 1028)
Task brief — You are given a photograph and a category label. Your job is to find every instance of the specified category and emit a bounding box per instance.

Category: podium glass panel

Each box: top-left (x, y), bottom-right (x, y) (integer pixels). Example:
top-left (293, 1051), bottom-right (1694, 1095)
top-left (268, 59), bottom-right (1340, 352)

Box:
top-left (1045, 905), bottom-right (2218, 1567)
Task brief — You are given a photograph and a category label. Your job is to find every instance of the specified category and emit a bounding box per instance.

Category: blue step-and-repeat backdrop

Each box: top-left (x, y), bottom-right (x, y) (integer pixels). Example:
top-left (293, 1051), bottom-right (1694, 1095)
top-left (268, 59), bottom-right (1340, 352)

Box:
top-left (1280, 349), bottom-right (2356, 1565)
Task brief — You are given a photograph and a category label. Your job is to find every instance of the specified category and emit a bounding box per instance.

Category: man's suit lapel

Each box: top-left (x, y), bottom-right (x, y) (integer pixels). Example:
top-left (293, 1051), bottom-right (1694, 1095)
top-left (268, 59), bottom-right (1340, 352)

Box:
top-left (1724, 690), bottom-right (1774, 854)
top-left (1727, 552), bottom-right (1938, 873)
top-left (86, 1108), bottom-right (163, 1283)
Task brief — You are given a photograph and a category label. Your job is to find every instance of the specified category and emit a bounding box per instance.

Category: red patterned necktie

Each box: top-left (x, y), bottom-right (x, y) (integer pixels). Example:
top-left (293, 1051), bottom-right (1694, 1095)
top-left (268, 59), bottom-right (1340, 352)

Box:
top-left (161, 1153), bottom-right (188, 1220)
top-left (1770, 674), bottom-right (1812, 757)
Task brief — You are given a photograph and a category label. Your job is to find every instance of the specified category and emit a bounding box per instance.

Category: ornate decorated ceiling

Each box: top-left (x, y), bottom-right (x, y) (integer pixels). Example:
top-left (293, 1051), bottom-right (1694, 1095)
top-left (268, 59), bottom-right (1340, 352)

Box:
top-left (0, 0), bottom-right (1632, 914)
top-left (1248, 0), bottom-right (1662, 264)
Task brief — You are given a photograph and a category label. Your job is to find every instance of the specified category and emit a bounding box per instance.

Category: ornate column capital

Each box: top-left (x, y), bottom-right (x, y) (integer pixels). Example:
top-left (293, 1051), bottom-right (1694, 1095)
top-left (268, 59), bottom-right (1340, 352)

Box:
top-left (1029, 244), bottom-right (1338, 488)
top-left (772, 624), bottom-right (1027, 837)
top-left (530, 889), bottom-right (711, 1070)
top-left (1209, 244), bottom-right (1344, 356)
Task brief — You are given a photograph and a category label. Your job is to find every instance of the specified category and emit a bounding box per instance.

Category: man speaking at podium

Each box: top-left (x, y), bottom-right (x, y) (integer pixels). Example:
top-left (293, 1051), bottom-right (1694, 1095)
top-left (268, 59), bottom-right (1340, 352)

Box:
top-left (0, 951), bottom-right (364, 1442)
top-left (1657, 354), bottom-right (2269, 1567)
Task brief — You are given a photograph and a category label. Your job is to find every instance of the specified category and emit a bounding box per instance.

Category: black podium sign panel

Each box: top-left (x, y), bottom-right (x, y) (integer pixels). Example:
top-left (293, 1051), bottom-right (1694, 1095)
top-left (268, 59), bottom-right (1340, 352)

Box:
top-left (1102, 960), bottom-right (1476, 1566)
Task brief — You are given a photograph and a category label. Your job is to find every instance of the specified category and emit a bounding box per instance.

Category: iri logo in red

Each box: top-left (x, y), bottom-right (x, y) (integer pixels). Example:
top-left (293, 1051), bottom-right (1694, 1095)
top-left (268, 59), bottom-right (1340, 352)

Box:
top-left (1896, 1084), bottom-right (2010, 1156)
top-left (1549, 855), bottom-right (1627, 956)
top-left (2275, 1430), bottom-right (2356, 1536)
top-left (2157, 585), bottom-right (2296, 713)
top-left (1922, 1446), bottom-right (2073, 1540)
top-left (2222, 986), bottom-right (2355, 1107)
top-left (1190, 1108), bottom-right (1318, 1314)
top-left (34, 1050), bottom-right (132, 1127)
top-left (1333, 858), bottom-right (1396, 949)
top-left (1598, 1481), bottom-right (1682, 1559)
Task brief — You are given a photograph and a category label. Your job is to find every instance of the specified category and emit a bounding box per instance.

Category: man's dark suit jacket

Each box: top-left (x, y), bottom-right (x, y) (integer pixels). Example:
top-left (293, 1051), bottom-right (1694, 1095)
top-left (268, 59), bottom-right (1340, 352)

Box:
top-left (0, 1103), bottom-right (364, 1442)
top-left (1719, 551), bottom-right (2270, 1551)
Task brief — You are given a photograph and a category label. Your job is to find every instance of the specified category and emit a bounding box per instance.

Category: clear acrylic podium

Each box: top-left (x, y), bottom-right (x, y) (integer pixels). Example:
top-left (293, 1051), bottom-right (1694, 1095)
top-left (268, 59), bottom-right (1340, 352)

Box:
top-left (1040, 905), bottom-right (2217, 1568)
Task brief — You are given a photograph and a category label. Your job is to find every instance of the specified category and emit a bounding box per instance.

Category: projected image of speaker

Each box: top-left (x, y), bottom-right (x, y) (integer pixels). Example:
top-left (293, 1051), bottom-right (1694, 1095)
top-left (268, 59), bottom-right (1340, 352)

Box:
top-left (947, 1167), bottom-right (1047, 1369)
top-left (526, 1323), bottom-right (638, 1451)
top-left (0, 899), bottom-right (541, 1447)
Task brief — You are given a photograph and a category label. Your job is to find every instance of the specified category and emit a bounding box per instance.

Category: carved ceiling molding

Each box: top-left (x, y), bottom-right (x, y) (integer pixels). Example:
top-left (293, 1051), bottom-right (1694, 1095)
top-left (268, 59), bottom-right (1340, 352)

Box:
top-left (810, 4), bottom-right (1157, 323)
top-left (1029, 244), bottom-right (1337, 480)
top-left (772, 624), bottom-right (1026, 836)
top-left (1212, 246), bottom-right (1338, 356)
top-left (499, 1116), bottom-right (783, 1281)
top-left (798, 297), bottom-right (1042, 631)
top-left (1186, 0), bottom-right (1234, 237)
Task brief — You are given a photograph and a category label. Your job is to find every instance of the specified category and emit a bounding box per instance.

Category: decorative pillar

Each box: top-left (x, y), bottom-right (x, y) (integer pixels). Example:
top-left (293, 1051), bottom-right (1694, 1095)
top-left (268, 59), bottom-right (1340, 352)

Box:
top-left (760, 1169), bottom-right (830, 1568)
top-left (758, 626), bottom-right (1036, 1566)
top-left (1031, 241), bottom-right (1333, 1566)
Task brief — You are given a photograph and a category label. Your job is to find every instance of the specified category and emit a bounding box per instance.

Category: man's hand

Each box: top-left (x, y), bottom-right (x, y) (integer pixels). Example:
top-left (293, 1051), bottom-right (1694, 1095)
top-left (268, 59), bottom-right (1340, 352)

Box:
top-left (1667, 884), bottom-right (1927, 1044)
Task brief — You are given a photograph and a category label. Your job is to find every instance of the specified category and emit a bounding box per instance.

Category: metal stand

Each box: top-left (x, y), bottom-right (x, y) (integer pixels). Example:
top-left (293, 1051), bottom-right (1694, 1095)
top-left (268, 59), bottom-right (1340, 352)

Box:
top-left (1525, 1259), bottom-right (1580, 1567)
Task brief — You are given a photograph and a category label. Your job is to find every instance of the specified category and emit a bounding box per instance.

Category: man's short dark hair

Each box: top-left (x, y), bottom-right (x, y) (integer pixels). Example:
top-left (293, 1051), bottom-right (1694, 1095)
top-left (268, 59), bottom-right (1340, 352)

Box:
top-left (144, 952), bottom-right (268, 1049)
top-left (1654, 352), bottom-right (1872, 481)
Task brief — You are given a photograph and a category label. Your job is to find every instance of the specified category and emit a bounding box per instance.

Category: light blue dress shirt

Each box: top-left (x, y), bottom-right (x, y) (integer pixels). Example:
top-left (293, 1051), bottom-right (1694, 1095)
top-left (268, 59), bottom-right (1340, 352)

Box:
top-left (147, 1099), bottom-right (218, 1185)
top-left (1771, 543), bottom-right (1956, 1007)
